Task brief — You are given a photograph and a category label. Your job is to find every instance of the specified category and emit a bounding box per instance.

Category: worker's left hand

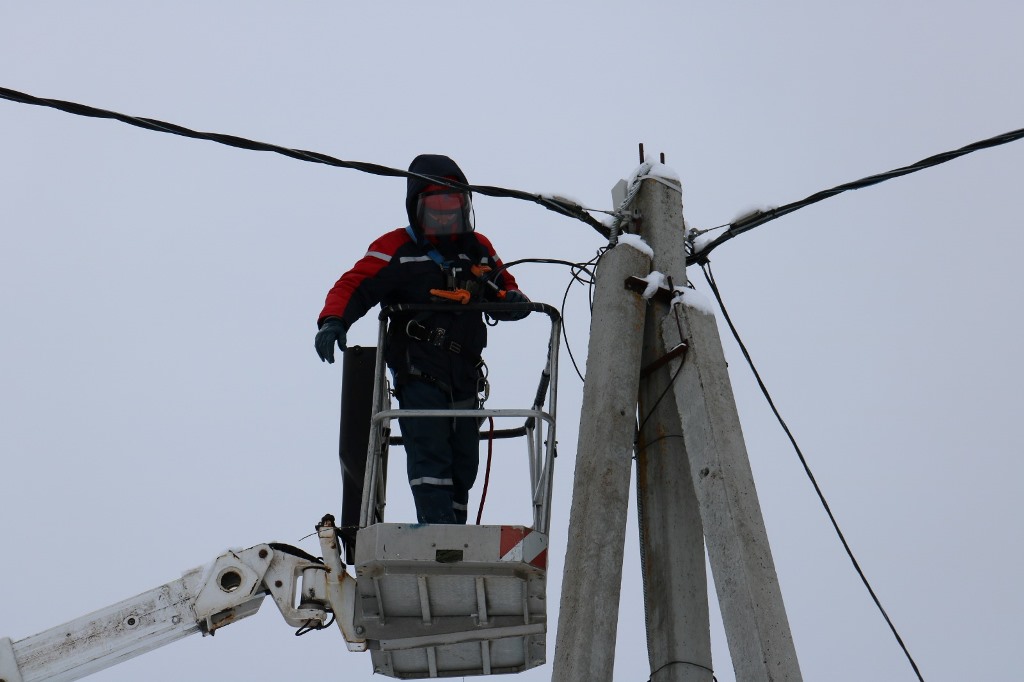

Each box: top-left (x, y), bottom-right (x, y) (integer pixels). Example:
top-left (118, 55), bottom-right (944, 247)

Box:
top-left (493, 289), bottom-right (530, 321)
top-left (315, 317), bottom-right (347, 363)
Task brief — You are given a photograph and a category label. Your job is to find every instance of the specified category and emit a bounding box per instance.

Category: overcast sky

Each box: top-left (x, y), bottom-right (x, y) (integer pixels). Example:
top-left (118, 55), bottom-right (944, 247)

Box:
top-left (2, 3), bottom-right (1023, 681)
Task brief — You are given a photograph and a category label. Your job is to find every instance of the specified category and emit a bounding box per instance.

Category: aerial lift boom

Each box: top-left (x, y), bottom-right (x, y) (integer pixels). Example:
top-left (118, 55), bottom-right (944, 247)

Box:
top-left (0, 516), bottom-right (365, 682)
top-left (2, 300), bottom-right (559, 682)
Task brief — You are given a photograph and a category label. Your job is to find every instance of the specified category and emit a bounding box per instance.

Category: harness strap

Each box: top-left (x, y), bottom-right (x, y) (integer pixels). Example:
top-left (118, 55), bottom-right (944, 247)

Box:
top-left (405, 225), bottom-right (449, 268)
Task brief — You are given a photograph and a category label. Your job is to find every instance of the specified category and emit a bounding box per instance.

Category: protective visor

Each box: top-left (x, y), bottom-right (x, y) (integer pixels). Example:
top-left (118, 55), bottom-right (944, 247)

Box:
top-left (416, 189), bottom-right (475, 236)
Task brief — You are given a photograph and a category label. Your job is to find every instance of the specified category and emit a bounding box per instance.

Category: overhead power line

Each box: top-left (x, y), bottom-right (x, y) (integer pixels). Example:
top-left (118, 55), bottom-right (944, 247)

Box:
top-left (4, 85), bottom-right (1021, 266)
top-left (0, 85), bottom-right (610, 237)
top-left (701, 261), bottom-right (926, 682)
top-left (689, 126), bottom-right (1024, 264)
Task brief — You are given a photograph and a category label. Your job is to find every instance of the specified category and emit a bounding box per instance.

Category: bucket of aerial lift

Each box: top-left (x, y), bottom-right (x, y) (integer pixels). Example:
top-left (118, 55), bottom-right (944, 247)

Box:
top-left (354, 523), bottom-right (548, 678)
top-left (350, 302), bottom-right (560, 679)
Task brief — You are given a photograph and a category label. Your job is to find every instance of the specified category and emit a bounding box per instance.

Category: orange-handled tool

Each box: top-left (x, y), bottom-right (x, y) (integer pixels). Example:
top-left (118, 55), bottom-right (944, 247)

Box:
top-left (470, 265), bottom-right (506, 299)
top-left (429, 288), bottom-right (472, 304)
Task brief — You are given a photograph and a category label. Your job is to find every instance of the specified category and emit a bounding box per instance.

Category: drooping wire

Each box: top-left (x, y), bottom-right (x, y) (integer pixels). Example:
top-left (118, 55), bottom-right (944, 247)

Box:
top-left (634, 277), bottom-right (690, 440)
top-left (475, 417), bottom-right (496, 525)
top-left (689, 126), bottom-right (1024, 264)
top-left (563, 248), bottom-right (605, 382)
top-left (560, 274), bottom-right (585, 382)
top-left (645, 659), bottom-right (717, 681)
top-left (8, 85), bottom-right (1019, 269)
top-left (700, 261), bottom-right (926, 682)
top-left (495, 252), bottom-right (604, 383)
top-left (625, 277), bottom-right (716, 682)
top-left (295, 613), bottom-right (335, 636)
top-left (489, 258), bottom-right (597, 283)
top-left (0, 85), bottom-right (610, 237)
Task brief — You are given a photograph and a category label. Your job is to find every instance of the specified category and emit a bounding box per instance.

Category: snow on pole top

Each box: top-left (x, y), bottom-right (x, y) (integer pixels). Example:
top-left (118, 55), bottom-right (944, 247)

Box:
top-left (627, 160), bottom-right (681, 187)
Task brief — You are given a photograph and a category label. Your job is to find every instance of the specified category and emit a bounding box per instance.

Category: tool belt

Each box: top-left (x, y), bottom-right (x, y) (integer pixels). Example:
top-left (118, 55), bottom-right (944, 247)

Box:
top-left (405, 319), bottom-right (463, 354)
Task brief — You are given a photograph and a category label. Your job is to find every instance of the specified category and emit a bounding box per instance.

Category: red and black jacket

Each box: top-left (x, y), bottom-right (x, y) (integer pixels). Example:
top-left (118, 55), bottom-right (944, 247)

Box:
top-left (318, 228), bottom-right (521, 394)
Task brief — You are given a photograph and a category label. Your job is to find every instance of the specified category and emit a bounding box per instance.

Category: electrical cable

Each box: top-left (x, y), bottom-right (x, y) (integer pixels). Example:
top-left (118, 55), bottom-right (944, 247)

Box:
top-left (474, 417), bottom-right (496, 525)
top-left (268, 542), bottom-right (324, 564)
top-left (294, 613), bottom-right (335, 636)
top-left (689, 126), bottom-right (1024, 264)
top-left (643, 659), bottom-right (716, 679)
top-left (700, 261), bottom-right (926, 682)
top-left (632, 282), bottom-right (690, 659)
top-left (489, 258), bottom-right (596, 284)
top-left (564, 248), bottom-right (606, 381)
top-left (0, 80), bottom-right (613, 384)
top-left (560, 273), bottom-right (586, 382)
top-left (635, 277), bottom-right (689, 438)
top-left (0, 85), bottom-right (610, 236)
top-left (633, 433), bottom-right (685, 456)
top-left (635, 357), bottom-right (685, 439)
top-left (6, 86), bottom-right (1021, 267)
top-left (585, 255), bottom-right (600, 314)
top-left (495, 251), bottom-right (604, 383)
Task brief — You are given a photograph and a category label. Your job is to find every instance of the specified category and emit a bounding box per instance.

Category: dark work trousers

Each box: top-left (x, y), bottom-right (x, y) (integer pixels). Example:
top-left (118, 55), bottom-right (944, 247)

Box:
top-left (396, 378), bottom-right (481, 524)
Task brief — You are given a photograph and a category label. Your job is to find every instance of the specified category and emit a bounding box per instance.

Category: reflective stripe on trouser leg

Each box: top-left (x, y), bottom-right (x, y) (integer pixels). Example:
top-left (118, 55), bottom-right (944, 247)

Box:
top-left (397, 379), bottom-right (480, 524)
top-left (410, 480), bottom-right (456, 524)
top-left (451, 404), bottom-right (481, 524)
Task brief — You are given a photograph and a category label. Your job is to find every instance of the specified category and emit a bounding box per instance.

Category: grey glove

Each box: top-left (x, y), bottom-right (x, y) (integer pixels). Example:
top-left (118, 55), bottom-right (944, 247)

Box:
top-left (315, 317), bottom-right (347, 363)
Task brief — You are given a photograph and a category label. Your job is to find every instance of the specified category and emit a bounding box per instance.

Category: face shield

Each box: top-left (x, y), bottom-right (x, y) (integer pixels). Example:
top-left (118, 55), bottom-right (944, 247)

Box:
top-left (416, 189), bottom-right (475, 237)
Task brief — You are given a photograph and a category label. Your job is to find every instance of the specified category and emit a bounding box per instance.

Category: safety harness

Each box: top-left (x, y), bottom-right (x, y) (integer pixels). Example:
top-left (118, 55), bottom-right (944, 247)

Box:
top-left (398, 225), bottom-right (506, 357)
top-left (393, 226), bottom-right (494, 398)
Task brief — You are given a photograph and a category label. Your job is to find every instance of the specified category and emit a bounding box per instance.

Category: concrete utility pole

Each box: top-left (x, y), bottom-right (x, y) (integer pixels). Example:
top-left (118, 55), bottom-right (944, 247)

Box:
top-left (633, 173), bottom-right (714, 682)
top-left (552, 233), bottom-right (651, 682)
top-left (658, 289), bottom-right (802, 681)
top-left (554, 161), bottom-right (802, 682)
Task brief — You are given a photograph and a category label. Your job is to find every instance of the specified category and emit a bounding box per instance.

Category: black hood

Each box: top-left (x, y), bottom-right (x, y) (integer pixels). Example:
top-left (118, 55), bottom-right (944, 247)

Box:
top-left (405, 154), bottom-right (469, 238)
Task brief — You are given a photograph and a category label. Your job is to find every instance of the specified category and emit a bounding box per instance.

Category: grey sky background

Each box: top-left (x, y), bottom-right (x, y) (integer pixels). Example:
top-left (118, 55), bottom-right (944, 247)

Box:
top-left (2, 3), bottom-right (1022, 681)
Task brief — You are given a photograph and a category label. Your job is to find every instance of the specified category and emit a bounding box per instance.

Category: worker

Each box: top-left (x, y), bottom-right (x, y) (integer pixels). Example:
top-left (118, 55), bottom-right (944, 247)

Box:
top-left (315, 154), bottom-right (530, 524)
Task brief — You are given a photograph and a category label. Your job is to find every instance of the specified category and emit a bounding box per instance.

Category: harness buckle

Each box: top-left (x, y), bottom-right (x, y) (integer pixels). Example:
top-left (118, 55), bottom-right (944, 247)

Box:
top-left (405, 320), bottom-right (458, 353)
top-left (429, 327), bottom-right (447, 346)
top-left (405, 319), bottom-right (429, 341)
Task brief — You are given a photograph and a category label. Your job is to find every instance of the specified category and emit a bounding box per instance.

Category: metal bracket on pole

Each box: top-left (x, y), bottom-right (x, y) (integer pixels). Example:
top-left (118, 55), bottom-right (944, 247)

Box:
top-left (641, 341), bottom-right (688, 379)
top-left (623, 275), bottom-right (675, 305)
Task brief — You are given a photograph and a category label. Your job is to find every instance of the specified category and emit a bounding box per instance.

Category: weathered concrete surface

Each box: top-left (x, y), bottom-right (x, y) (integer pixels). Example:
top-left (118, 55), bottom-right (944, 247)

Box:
top-left (552, 240), bottom-right (650, 682)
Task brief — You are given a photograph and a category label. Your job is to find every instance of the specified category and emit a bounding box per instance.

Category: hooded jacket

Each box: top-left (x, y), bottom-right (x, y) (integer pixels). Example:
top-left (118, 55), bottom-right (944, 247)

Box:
top-left (318, 155), bottom-right (522, 394)
top-left (404, 153), bottom-right (470, 240)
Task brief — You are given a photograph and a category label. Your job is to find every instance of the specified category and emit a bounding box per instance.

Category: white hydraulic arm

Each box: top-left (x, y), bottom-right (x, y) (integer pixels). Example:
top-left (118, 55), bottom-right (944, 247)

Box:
top-left (0, 515), bottom-right (363, 682)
